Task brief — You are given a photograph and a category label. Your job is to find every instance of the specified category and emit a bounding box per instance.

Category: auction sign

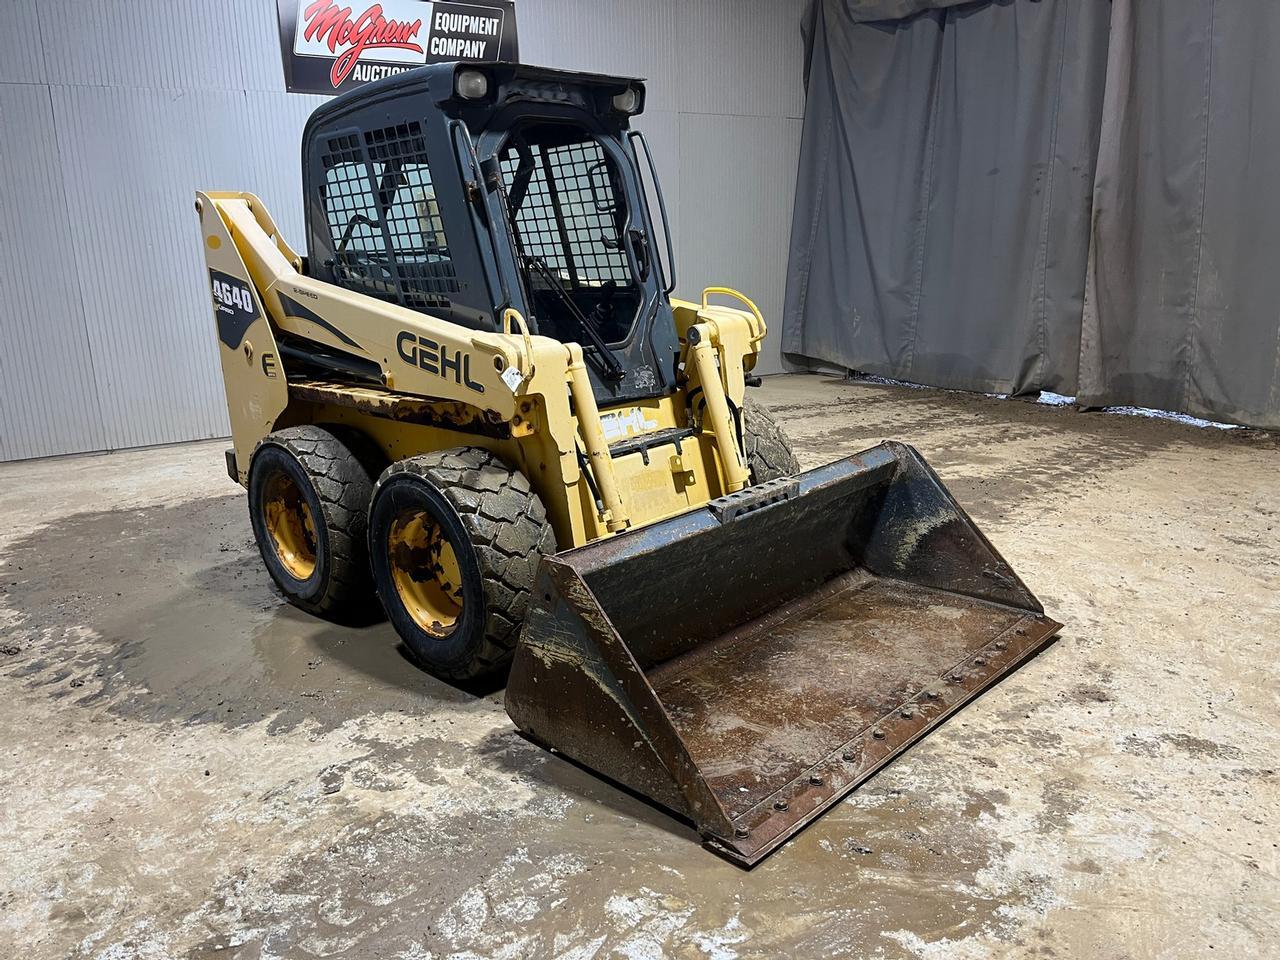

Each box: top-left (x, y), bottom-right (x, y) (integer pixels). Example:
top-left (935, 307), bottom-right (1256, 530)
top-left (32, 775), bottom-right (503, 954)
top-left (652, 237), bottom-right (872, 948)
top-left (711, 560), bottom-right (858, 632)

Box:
top-left (278, 0), bottom-right (518, 95)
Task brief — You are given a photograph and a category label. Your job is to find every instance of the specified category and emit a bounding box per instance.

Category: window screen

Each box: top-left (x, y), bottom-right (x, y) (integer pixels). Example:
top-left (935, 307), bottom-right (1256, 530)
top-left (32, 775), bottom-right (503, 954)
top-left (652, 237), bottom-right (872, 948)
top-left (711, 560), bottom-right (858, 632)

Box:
top-left (500, 137), bottom-right (631, 287)
top-left (321, 134), bottom-right (381, 259)
top-left (319, 122), bottom-right (459, 310)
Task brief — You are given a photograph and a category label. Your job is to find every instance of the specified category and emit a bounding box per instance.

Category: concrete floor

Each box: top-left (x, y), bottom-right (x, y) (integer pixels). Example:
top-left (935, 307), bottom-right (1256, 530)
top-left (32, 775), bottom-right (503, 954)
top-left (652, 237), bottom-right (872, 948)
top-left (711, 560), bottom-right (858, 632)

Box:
top-left (1, 374), bottom-right (1277, 959)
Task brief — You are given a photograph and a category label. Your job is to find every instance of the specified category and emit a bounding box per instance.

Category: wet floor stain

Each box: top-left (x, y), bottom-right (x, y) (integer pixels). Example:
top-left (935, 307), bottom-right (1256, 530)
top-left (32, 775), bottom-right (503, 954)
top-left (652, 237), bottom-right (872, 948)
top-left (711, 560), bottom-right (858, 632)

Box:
top-left (0, 496), bottom-right (478, 734)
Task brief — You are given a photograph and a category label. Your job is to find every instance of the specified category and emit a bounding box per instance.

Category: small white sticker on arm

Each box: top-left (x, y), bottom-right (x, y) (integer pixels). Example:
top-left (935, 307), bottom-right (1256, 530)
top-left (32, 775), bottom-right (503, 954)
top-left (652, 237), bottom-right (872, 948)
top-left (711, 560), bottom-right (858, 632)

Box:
top-left (501, 366), bottom-right (525, 392)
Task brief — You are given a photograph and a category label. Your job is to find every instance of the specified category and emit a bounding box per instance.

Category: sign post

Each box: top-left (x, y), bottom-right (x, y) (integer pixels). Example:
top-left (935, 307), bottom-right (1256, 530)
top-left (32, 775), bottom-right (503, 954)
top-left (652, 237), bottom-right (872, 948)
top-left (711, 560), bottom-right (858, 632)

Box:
top-left (277, 0), bottom-right (519, 95)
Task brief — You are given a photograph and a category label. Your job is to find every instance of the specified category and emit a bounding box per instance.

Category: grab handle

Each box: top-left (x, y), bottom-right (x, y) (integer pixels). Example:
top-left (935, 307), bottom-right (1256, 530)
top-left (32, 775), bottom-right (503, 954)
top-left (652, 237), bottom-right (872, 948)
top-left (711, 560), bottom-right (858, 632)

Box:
top-left (701, 286), bottom-right (765, 338)
top-left (501, 307), bottom-right (535, 384)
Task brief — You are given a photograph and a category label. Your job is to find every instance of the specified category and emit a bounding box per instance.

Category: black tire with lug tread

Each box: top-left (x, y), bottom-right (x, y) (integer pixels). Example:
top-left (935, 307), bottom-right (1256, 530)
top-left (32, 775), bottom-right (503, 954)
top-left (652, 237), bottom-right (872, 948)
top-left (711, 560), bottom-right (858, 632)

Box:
top-left (368, 448), bottom-right (555, 681)
top-left (742, 395), bottom-right (801, 483)
top-left (247, 425), bottom-right (380, 624)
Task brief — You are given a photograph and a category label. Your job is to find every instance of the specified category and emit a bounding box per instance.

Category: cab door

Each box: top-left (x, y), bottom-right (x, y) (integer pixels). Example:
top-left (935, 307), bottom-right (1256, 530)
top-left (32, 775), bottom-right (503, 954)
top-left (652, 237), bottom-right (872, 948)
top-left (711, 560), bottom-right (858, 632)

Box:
top-left (477, 116), bottom-right (682, 406)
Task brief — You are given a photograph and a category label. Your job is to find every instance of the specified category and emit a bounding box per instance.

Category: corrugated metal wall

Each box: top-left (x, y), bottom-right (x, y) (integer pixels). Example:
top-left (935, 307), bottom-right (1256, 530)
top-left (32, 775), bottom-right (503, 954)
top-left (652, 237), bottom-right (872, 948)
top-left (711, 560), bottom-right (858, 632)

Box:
top-left (0, 0), bottom-right (806, 462)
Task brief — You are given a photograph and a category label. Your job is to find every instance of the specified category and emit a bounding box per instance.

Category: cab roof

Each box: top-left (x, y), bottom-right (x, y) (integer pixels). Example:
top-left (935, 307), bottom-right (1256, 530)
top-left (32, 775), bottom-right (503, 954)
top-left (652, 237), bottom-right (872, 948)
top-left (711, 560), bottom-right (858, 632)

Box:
top-left (306, 61), bottom-right (646, 131)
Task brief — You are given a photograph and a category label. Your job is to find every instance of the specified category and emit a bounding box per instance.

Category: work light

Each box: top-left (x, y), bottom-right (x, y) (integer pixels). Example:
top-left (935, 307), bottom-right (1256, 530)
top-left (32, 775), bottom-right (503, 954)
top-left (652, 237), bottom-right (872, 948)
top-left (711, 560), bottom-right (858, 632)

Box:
top-left (611, 86), bottom-right (640, 114)
top-left (455, 69), bottom-right (489, 100)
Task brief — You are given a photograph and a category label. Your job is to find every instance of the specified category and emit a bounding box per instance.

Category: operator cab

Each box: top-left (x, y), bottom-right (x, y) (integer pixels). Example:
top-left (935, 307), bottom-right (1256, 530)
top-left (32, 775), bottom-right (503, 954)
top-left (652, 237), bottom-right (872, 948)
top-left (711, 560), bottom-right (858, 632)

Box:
top-left (301, 62), bottom-right (679, 405)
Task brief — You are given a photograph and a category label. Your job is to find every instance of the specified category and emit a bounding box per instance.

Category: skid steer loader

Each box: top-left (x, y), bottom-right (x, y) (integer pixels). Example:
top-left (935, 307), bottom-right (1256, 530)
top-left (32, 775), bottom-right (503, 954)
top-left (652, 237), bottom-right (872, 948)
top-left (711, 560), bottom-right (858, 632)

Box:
top-left (197, 62), bottom-right (1060, 865)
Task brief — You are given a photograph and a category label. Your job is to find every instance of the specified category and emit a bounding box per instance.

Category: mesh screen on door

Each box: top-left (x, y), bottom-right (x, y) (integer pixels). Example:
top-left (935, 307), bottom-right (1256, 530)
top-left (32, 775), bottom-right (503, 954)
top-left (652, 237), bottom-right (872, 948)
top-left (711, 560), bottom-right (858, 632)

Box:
top-left (501, 138), bottom-right (630, 287)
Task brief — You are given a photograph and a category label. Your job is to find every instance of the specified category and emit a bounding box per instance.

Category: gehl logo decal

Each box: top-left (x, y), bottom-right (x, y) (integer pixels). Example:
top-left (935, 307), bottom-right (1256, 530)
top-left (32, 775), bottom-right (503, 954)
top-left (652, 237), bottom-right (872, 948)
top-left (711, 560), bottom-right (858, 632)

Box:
top-left (397, 331), bottom-right (484, 394)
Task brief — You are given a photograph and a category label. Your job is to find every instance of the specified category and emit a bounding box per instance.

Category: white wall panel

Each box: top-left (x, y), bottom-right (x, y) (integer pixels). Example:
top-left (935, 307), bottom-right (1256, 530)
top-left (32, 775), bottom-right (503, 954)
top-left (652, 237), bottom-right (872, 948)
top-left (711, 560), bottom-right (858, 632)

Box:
top-left (40, 0), bottom-right (285, 92)
top-left (0, 85), bottom-right (105, 460)
top-left (0, 0), bottom-right (807, 460)
top-left (678, 0), bottom-right (807, 119)
top-left (678, 115), bottom-right (804, 375)
top-left (49, 85), bottom-right (254, 450)
top-left (0, 2), bottom-right (48, 84)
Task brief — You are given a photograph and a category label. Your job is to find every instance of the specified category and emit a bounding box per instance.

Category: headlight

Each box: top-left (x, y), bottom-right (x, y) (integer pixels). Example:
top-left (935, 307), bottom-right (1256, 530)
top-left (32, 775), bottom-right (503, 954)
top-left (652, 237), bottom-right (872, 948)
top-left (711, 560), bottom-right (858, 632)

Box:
top-left (611, 86), bottom-right (640, 114)
top-left (455, 69), bottom-right (489, 100)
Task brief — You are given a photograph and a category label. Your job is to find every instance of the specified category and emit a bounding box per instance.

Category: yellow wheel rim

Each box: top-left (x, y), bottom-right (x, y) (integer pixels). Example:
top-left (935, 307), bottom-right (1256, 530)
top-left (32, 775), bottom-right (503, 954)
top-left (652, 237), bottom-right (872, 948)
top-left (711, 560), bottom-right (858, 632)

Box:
top-left (263, 471), bottom-right (318, 580)
top-left (388, 508), bottom-right (464, 636)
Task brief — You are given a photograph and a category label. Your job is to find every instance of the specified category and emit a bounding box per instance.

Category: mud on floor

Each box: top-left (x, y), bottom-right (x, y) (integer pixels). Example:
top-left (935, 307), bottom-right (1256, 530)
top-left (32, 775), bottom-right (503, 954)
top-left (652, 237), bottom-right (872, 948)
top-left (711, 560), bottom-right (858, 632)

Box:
top-left (1, 375), bottom-right (1277, 959)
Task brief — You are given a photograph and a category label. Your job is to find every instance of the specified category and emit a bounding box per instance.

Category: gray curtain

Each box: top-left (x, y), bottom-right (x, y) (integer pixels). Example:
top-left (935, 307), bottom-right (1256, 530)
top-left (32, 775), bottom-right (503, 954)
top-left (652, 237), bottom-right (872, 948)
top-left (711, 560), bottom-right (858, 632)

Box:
top-left (836, 0), bottom-right (974, 21)
top-left (1080, 1), bottom-right (1280, 428)
top-left (785, 0), bottom-right (1111, 395)
top-left (786, 0), bottom-right (1280, 428)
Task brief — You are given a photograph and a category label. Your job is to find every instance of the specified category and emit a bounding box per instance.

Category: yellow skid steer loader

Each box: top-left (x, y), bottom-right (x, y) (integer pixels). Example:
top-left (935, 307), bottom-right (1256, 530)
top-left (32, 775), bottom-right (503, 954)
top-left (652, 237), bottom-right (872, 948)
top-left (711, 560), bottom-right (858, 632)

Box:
top-left (197, 62), bottom-right (1060, 865)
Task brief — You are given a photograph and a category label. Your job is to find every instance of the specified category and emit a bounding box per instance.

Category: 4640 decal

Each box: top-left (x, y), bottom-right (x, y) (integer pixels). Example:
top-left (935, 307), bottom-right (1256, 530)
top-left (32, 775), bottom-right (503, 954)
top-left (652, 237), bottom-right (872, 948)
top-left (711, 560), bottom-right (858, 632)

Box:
top-left (209, 270), bottom-right (259, 350)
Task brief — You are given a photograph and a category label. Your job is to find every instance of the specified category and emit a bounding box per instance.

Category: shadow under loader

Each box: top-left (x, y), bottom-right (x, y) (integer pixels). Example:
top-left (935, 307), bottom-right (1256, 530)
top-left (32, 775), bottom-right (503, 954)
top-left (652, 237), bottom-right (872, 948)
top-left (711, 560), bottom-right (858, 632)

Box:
top-left (506, 441), bottom-right (1062, 867)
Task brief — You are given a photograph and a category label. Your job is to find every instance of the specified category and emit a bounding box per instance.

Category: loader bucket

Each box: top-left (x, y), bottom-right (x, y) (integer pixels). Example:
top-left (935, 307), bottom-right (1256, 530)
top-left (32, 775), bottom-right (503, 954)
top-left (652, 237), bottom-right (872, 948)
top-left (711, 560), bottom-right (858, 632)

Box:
top-left (505, 441), bottom-right (1061, 866)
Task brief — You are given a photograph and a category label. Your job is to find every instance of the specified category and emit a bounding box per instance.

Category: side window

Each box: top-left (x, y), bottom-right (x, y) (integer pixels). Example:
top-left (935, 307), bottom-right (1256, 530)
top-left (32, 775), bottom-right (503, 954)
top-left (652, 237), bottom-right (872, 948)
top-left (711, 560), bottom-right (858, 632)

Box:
top-left (322, 156), bottom-right (380, 258)
top-left (319, 123), bottom-right (460, 311)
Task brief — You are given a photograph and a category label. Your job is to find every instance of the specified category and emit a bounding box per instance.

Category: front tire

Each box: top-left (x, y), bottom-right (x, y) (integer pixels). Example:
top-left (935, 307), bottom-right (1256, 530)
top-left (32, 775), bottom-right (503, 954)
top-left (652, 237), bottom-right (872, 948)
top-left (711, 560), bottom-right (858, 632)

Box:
top-left (247, 425), bottom-right (380, 624)
top-left (742, 396), bottom-right (801, 483)
top-left (368, 449), bottom-right (554, 681)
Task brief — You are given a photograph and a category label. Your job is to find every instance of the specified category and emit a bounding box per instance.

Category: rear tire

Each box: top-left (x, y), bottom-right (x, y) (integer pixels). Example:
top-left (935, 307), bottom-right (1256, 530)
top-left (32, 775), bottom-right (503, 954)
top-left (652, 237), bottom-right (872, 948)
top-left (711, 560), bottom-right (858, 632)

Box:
top-left (247, 425), bottom-right (380, 624)
top-left (742, 396), bottom-right (801, 483)
top-left (368, 448), bottom-right (554, 681)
